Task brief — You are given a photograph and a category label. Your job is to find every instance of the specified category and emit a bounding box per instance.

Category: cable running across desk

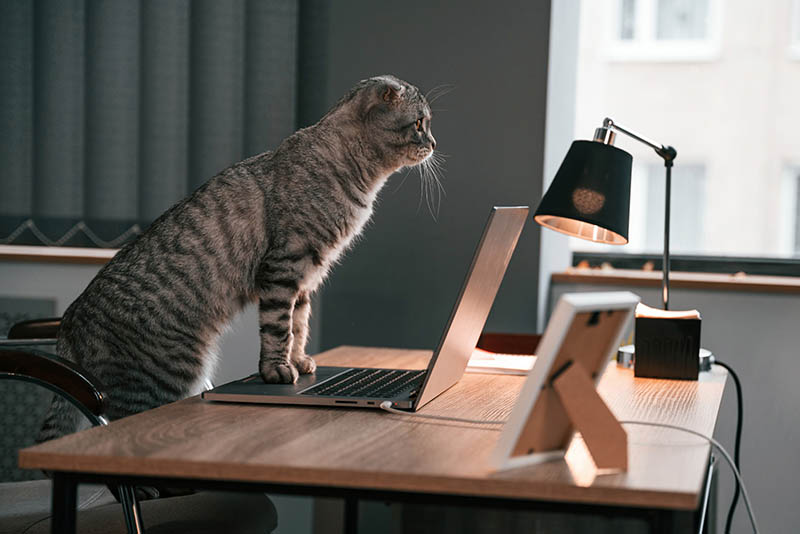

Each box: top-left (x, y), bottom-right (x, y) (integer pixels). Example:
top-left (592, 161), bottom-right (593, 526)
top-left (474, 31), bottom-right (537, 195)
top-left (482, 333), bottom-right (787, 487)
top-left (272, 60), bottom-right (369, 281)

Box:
top-left (379, 403), bottom-right (760, 533)
top-left (378, 401), bottom-right (505, 424)
top-left (618, 420), bottom-right (759, 534)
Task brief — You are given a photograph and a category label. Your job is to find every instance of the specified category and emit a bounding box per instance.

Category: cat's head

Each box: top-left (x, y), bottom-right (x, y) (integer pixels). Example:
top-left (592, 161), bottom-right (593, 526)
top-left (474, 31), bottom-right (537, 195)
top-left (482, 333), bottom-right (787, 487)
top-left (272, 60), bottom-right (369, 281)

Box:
top-left (331, 75), bottom-right (437, 170)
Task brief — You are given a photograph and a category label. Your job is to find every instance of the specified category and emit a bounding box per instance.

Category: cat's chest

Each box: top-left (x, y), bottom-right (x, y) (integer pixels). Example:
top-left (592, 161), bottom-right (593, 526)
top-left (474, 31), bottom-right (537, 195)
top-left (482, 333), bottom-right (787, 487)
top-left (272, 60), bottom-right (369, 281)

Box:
top-left (302, 202), bottom-right (375, 292)
top-left (328, 204), bottom-right (372, 263)
top-left (342, 202), bottom-right (373, 246)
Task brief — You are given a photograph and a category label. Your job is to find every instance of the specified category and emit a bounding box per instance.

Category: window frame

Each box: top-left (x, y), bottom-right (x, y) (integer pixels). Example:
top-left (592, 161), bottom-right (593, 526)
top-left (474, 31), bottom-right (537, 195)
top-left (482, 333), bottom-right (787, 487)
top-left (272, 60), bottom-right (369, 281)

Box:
top-left (572, 251), bottom-right (800, 278)
top-left (779, 165), bottom-right (800, 256)
top-left (604, 0), bottom-right (724, 62)
top-left (791, 0), bottom-right (800, 60)
top-left (569, 160), bottom-right (708, 256)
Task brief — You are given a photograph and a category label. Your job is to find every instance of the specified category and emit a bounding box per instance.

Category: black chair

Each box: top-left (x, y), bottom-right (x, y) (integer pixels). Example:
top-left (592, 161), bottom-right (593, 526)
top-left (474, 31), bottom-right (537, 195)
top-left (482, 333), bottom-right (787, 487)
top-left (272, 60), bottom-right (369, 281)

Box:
top-left (0, 320), bottom-right (277, 534)
top-left (0, 347), bottom-right (145, 532)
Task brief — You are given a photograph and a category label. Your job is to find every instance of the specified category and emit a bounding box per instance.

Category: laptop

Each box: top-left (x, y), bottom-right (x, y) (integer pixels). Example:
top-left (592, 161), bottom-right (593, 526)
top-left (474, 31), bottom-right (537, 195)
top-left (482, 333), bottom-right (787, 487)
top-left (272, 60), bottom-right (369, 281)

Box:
top-left (202, 206), bottom-right (529, 411)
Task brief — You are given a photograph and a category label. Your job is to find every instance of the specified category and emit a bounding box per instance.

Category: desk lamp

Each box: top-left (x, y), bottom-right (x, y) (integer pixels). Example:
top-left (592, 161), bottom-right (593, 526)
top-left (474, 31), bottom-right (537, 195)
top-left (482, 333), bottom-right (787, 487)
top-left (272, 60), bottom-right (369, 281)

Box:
top-left (535, 117), bottom-right (676, 309)
top-left (536, 119), bottom-right (710, 380)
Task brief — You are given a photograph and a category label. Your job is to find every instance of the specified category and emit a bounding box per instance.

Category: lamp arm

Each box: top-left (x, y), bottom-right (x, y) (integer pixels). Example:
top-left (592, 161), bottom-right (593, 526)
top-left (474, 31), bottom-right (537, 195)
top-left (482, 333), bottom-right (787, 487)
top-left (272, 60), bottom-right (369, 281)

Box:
top-left (596, 117), bottom-right (675, 310)
top-left (600, 118), bottom-right (677, 164)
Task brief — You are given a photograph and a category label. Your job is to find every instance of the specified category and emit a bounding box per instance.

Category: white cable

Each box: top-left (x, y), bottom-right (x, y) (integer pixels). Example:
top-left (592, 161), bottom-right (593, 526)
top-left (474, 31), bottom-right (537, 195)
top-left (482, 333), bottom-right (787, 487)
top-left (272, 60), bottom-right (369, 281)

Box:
top-left (378, 404), bottom-right (760, 533)
top-left (618, 420), bottom-right (759, 534)
top-left (378, 401), bottom-right (505, 424)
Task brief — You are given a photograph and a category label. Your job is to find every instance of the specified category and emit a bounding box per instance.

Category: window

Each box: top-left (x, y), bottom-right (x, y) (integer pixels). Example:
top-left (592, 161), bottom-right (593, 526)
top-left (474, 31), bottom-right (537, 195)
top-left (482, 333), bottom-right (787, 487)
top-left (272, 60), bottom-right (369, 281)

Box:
top-left (655, 0), bottom-right (709, 40)
top-left (568, 162), bottom-right (706, 255)
top-left (573, 0), bottom-right (800, 261)
top-left (643, 164), bottom-right (706, 254)
top-left (606, 0), bottom-right (722, 61)
top-left (795, 174), bottom-right (800, 256)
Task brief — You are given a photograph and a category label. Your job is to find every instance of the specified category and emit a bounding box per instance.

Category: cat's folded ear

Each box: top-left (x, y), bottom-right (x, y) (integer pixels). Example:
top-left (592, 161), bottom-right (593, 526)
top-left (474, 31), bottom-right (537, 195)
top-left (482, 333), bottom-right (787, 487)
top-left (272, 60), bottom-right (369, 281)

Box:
top-left (381, 81), bottom-right (405, 104)
top-left (356, 75), bottom-right (406, 119)
top-left (376, 76), bottom-right (405, 105)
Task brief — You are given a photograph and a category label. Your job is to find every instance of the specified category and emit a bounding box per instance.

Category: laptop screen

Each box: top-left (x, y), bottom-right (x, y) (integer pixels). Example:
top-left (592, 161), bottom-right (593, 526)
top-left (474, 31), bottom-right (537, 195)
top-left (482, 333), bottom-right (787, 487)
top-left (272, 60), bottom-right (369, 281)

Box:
top-left (414, 206), bottom-right (529, 410)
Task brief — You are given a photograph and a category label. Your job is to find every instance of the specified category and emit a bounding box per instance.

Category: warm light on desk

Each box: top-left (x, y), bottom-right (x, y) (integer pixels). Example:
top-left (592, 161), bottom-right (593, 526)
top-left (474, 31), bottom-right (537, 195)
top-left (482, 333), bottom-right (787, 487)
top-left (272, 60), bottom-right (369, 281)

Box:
top-left (565, 438), bottom-right (599, 487)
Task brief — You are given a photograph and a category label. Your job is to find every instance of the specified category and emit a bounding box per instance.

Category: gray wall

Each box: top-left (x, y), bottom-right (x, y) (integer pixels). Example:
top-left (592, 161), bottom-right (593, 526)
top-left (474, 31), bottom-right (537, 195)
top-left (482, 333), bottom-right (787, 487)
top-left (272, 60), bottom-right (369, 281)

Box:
top-left (317, 0), bottom-right (551, 352)
top-left (550, 281), bottom-right (800, 534)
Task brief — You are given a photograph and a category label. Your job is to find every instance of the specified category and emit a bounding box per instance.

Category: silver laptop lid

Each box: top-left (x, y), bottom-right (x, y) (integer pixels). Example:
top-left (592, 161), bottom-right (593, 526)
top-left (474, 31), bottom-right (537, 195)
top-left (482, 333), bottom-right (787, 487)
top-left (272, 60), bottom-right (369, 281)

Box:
top-left (413, 206), bottom-right (529, 410)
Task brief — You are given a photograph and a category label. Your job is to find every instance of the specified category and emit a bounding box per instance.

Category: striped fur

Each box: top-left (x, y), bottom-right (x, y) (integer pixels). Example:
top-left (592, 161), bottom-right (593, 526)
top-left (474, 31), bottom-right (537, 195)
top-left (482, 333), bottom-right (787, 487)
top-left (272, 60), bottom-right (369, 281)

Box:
top-left (37, 75), bottom-right (437, 442)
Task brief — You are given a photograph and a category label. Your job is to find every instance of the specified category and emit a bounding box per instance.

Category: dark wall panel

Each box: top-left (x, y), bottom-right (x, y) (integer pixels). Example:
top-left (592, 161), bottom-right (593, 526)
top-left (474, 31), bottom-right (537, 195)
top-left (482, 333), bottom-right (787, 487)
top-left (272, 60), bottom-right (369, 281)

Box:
top-left (85, 0), bottom-right (141, 220)
top-left (0, 1), bottom-right (34, 216)
top-left (296, 0), bottom-right (329, 130)
top-left (244, 0), bottom-right (299, 156)
top-left (139, 0), bottom-right (191, 222)
top-left (189, 0), bottom-right (246, 189)
top-left (33, 0), bottom-right (86, 218)
top-left (319, 0), bottom-right (549, 350)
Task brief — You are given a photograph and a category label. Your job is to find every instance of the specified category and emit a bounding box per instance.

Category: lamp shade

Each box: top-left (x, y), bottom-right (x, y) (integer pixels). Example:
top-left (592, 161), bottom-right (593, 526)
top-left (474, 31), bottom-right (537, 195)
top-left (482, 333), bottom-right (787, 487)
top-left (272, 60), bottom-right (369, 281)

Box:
top-left (534, 140), bottom-right (633, 245)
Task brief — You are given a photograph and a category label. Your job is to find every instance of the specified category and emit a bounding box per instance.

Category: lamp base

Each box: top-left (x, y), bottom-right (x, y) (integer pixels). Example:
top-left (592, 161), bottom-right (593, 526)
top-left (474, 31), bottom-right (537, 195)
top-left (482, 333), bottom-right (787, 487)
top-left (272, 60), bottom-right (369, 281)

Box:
top-left (617, 344), bottom-right (713, 372)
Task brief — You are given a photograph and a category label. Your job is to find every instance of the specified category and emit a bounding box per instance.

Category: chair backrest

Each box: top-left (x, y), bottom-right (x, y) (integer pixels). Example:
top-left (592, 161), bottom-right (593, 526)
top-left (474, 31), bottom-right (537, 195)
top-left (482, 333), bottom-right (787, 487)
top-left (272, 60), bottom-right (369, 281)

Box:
top-left (0, 348), bottom-right (107, 481)
top-left (0, 349), bottom-right (108, 422)
top-left (7, 317), bottom-right (61, 343)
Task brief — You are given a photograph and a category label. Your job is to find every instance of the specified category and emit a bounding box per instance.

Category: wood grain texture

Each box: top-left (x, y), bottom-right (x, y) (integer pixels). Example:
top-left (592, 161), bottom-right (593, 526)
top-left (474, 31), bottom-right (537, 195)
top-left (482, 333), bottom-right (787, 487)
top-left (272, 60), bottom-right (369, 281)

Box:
top-left (553, 267), bottom-right (800, 294)
top-left (552, 361), bottom-right (627, 471)
top-left (19, 346), bottom-right (727, 510)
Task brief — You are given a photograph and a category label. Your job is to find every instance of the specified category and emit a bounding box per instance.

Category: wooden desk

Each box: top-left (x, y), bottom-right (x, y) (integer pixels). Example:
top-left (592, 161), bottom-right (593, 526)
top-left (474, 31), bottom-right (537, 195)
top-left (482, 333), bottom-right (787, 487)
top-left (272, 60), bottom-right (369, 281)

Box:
top-left (19, 346), bottom-right (727, 533)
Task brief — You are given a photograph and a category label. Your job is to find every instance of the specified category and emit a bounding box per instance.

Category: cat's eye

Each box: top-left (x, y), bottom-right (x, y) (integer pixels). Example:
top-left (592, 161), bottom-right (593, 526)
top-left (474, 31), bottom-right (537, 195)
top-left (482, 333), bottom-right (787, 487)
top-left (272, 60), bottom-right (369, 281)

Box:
top-left (415, 118), bottom-right (423, 131)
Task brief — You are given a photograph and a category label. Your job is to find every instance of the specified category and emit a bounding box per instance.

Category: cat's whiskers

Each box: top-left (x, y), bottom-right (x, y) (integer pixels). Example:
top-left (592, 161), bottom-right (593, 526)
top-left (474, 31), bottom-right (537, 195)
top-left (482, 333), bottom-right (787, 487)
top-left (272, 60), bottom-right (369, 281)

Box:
top-left (425, 84), bottom-right (456, 105)
top-left (416, 150), bottom-right (446, 221)
top-left (392, 166), bottom-right (415, 193)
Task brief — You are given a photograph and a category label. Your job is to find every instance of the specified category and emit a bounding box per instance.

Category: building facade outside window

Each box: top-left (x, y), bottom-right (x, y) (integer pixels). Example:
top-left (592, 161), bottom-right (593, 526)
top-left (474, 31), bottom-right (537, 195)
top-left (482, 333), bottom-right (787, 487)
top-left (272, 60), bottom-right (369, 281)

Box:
top-left (573, 0), bottom-right (800, 260)
top-left (643, 163), bottom-right (706, 254)
top-left (607, 0), bottom-right (722, 61)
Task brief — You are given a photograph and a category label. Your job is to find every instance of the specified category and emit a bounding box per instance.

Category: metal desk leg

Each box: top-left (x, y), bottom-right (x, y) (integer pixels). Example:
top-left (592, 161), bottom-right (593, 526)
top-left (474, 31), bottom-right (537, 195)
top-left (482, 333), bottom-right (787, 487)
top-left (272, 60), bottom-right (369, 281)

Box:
top-left (119, 485), bottom-right (145, 534)
top-left (697, 454), bottom-right (717, 534)
top-left (52, 472), bottom-right (77, 534)
top-left (344, 497), bottom-right (359, 534)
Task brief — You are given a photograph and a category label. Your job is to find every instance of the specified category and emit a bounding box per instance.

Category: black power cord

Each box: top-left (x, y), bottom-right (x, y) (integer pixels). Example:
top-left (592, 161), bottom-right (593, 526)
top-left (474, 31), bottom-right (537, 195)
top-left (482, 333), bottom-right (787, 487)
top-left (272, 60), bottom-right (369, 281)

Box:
top-left (714, 359), bottom-right (743, 534)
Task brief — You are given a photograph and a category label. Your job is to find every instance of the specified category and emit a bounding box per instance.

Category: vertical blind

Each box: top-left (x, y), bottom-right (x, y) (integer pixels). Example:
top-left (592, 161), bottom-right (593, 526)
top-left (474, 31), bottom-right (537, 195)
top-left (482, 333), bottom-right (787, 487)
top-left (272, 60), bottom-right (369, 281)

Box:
top-left (0, 0), bottom-right (327, 247)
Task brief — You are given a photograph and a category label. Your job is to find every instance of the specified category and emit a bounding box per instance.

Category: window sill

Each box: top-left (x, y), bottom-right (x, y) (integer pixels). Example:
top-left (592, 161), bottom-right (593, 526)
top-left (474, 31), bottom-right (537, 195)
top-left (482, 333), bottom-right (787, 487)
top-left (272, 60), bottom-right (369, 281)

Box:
top-left (604, 43), bottom-right (721, 63)
top-left (553, 268), bottom-right (800, 295)
top-left (0, 245), bottom-right (118, 265)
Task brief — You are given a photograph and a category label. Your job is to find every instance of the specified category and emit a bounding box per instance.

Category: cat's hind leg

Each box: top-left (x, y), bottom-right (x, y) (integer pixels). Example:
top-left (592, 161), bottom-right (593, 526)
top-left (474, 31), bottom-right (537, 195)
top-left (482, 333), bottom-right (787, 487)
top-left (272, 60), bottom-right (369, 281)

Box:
top-left (289, 291), bottom-right (316, 374)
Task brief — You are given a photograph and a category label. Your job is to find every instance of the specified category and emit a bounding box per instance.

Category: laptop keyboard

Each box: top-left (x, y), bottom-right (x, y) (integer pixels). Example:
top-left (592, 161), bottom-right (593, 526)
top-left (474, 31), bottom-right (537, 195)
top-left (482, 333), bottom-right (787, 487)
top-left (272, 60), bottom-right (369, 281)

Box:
top-left (299, 368), bottom-right (426, 399)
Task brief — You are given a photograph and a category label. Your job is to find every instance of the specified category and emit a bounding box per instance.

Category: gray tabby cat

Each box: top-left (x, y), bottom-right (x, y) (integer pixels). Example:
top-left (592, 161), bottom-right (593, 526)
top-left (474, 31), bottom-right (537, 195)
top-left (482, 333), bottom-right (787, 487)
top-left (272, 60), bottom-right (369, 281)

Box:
top-left (38, 75), bottom-right (438, 442)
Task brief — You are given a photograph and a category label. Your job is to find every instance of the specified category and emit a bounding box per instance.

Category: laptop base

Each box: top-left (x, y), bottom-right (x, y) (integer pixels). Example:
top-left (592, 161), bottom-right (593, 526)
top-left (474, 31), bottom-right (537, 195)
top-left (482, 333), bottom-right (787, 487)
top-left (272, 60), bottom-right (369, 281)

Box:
top-left (202, 366), bottom-right (419, 409)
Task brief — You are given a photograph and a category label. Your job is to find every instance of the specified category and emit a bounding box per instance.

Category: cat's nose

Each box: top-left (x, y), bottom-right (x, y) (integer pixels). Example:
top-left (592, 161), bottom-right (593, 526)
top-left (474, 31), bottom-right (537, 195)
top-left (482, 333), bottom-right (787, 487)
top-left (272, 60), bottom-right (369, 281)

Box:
top-left (429, 136), bottom-right (436, 150)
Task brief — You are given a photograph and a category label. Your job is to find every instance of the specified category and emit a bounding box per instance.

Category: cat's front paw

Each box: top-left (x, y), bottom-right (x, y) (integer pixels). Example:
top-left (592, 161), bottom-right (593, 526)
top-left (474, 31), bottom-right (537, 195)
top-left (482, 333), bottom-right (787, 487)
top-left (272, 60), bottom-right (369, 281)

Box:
top-left (292, 354), bottom-right (317, 375)
top-left (260, 361), bottom-right (299, 384)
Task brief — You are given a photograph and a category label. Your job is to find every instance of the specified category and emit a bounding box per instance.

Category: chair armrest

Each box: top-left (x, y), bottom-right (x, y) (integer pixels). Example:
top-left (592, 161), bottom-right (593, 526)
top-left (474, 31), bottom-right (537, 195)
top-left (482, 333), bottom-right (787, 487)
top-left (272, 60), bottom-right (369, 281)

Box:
top-left (0, 349), bottom-right (108, 421)
top-left (8, 318), bottom-right (61, 340)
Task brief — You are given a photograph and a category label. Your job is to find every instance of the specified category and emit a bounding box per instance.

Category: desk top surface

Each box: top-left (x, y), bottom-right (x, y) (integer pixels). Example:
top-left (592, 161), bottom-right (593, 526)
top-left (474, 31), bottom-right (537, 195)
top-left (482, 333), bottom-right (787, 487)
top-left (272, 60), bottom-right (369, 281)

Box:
top-left (19, 346), bottom-right (727, 510)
